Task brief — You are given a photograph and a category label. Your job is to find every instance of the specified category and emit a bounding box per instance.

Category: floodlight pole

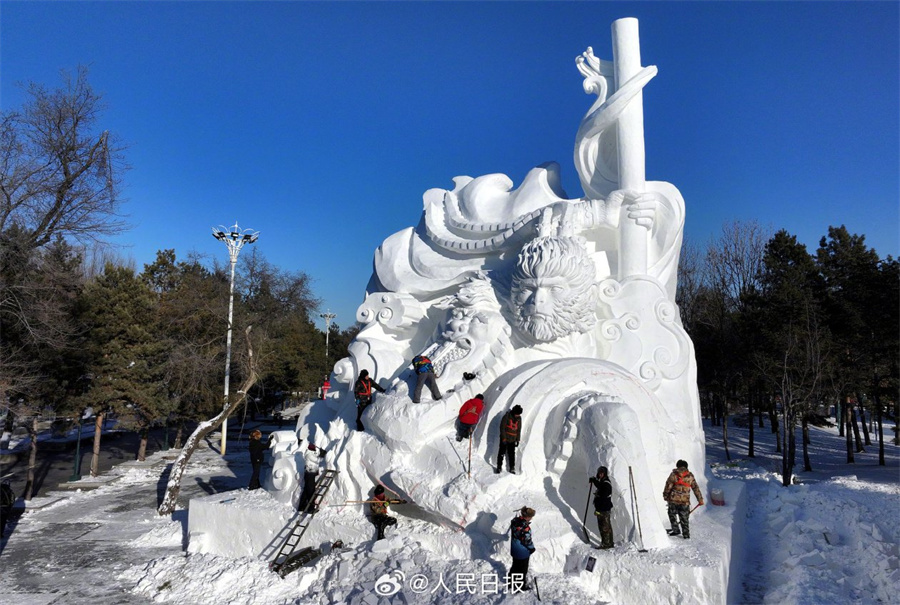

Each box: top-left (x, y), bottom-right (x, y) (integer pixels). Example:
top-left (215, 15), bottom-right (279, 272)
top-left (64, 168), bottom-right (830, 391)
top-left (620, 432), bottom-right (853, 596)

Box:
top-left (212, 222), bottom-right (259, 456)
top-left (320, 311), bottom-right (336, 375)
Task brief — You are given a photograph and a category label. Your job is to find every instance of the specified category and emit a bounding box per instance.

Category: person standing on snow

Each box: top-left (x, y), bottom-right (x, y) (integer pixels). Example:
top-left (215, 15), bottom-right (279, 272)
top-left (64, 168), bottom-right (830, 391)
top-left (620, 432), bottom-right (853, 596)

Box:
top-left (589, 466), bottom-right (614, 549)
top-left (297, 442), bottom-right (327, 513)
top-left (508, 506), bottom-right (536, 592)
top-left (247, 429), bottom-right (267, 490)
top-left (456, 394), bottom-right (485, 442)
top-left (411, 354), bottom-right (442, 403)
top-left (496, 405), bottom-right (523, 474)
top-left (368, 485), bottom-right (406, 540)
top-left (662, 459), bottom-right (704, 539)
top-left (354, 369), bottom-right (385, 432)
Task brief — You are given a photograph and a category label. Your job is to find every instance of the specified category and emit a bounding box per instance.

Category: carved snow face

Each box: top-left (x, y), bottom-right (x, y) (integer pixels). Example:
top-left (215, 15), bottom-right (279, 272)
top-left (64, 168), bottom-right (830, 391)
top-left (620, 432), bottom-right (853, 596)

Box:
top-left (509, 236), bottom-right (598, 343)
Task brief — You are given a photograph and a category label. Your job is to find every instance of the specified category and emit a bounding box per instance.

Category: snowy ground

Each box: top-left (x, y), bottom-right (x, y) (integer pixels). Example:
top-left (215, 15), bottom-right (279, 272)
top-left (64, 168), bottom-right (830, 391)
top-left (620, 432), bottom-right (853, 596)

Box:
top-left (0, 416), bottom-right (897, 604)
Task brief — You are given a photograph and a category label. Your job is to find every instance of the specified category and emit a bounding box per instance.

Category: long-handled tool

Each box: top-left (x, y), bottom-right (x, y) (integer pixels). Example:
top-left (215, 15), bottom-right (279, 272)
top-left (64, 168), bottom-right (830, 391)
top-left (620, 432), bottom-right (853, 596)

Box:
top-left (328, 499), bottom-right (407, 506)
top-left (581, 483), bottom-right (594, 545)
top-left (467, 433), bottom-right (473, 478)
top-left (628, 466), bottom-right (648, 553)
top-left (689, 502), bottom-right (702, 515)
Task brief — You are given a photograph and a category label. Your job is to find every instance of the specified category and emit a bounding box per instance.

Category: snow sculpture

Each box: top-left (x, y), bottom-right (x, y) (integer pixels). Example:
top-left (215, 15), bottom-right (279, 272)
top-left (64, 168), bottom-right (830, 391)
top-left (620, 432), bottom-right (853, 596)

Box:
top-left (262, 430), bottom-right (301, 505)
top-left (319, 17), bottom-right (706, 562)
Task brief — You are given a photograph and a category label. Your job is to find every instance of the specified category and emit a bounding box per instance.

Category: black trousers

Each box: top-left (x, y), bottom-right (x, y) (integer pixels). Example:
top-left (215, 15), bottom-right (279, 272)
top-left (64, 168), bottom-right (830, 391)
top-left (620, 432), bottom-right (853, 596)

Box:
top-left (496, 441), bottom-right (516, 471)
top-left (370, 514), bottom-right (397, 540)
top-left (356, 399), bottom-right (372, 432)
top-left (298, 471), bottom-right (318, 511)
top-left (413, 371), bottom-right (441, 403)
top-left (456, 420), bottom-right (476, 441)
top-left (249, 460), bottom-right (262, 490)
top-left (508, 557), bottom-right (530, 590)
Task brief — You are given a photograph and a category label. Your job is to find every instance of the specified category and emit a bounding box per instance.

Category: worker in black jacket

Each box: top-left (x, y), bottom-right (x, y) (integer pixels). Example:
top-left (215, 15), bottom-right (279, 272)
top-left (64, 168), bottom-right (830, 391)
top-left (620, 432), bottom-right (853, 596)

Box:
top-left (248, 429), bottom-right (267, 490)
top-left (354, 369), bottom-right (385, 432)
top-left (589, 466), bottom-right (614, 549)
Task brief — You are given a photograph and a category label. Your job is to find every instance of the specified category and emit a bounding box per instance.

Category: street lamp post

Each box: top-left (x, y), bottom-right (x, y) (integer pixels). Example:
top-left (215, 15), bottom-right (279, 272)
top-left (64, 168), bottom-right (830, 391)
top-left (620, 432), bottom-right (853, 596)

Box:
top-left (320, 311), bottom-right (336, 375)
top-left (212, 222), bottom-right (259, 456)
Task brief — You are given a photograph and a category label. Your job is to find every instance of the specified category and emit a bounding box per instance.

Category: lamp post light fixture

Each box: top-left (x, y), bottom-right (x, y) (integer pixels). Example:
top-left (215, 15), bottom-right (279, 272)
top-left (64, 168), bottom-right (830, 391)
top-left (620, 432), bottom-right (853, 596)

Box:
top-left (212, 222), bottom-right (259, 456)
top-left (320, 310), bottom-right (336, 375)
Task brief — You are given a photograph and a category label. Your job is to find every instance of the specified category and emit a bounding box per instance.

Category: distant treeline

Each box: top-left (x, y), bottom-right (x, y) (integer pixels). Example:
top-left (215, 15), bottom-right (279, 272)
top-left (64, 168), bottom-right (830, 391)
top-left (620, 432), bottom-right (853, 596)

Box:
top-left (677, 220), bottom-right (898, 484)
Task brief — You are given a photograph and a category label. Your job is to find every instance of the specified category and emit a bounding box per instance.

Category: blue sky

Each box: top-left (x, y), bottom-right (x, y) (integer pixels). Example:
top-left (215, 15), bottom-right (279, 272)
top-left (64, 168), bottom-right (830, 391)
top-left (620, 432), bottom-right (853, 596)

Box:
top-left (2, 1), bottom-right (898, 331)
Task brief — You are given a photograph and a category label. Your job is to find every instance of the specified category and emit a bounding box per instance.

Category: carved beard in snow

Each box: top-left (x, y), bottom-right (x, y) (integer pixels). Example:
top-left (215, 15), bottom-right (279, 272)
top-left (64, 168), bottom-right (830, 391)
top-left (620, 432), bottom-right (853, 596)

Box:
top-left (509, 236), bottom-right (599, 344)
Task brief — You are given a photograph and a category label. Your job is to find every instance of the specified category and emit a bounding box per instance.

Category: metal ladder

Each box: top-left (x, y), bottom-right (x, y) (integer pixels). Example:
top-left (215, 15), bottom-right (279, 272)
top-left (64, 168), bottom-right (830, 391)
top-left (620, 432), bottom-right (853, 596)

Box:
top-left (269, 469), bottom-right (338, 575)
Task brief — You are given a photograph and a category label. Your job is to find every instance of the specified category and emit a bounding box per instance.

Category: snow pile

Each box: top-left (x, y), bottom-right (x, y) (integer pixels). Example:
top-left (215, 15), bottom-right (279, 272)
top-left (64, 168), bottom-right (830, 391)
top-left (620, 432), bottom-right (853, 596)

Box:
top-left (123, 553), bottom-right (297, 604)
top-left (740, 474), bottom-right (899, 604)
top-left (708, 421), bottom-right (900, 604)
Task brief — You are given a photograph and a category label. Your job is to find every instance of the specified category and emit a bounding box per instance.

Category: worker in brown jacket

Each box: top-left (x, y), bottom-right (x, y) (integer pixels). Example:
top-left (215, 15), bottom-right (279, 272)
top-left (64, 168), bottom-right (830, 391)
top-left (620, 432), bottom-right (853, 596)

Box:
top-left (495, 405), bottom-right (523, 474)
top-left (662, 459), bottom-right (704, 539)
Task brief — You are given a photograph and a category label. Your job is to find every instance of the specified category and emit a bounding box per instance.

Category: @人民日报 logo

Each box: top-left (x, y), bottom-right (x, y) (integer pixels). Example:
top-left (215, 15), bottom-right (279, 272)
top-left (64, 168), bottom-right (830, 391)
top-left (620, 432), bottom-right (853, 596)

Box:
top-left (374, 570), bottom-right (405, 596)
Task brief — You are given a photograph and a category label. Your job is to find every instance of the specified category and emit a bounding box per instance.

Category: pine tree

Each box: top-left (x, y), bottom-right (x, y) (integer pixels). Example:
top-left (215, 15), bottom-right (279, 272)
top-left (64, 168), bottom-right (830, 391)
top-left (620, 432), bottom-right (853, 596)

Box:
top-left (755, 230), bottom-right (829, 485)
top-left (78, 263), bottom-right (169, 470)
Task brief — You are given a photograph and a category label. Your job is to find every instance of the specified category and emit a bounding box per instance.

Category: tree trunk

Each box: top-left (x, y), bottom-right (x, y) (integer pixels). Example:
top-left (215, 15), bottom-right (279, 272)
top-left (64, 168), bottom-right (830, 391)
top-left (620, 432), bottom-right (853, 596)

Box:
top-left (773, 401), bottom-right (781, 453)
top-left (723, 405), bottom-right (731, 462)
top-left (875, 395), bottom-right (884, 466)
top-left (845, 404), bottom-right (855, 463)
top-left (802, 416), bottom-right (812, 472)
top-left (137, 427), bottom-right (148, 461)
top-left (24, 416), bottom-right (39, 500)
top-left (748, 389), bottom-right (755, 458)
top-left (758, 392), bottom-right (765, 428)
top-left (838, 399), bottom-right (844, 436)
top-left (875, 386), bottom-right (885, 466)
top-left (174, 422), bottom-right (184, 449)
top-left (787, 418), bottom-right (796, 484)
top-left (851, 405), bottom-right (865, 453)
top-left (781, 406), bottom-right (790, 486)
top-left (91, 412), bottom-right (104, 477)
top-left (158, 326), bottom-right (257, 516)
top-left (858, 402), bottom-right (871, 446)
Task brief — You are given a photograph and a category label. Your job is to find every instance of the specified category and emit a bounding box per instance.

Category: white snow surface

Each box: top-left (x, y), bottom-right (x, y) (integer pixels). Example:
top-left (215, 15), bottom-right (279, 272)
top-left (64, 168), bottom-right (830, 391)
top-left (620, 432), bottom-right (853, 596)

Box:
top-left (0, 418), bottom-right (897, 604)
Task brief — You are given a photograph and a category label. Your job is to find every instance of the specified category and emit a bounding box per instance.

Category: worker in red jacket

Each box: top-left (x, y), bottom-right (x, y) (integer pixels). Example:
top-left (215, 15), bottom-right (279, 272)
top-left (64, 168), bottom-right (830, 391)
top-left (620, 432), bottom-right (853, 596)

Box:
top-left (456, 394), bottom-right (485, 442)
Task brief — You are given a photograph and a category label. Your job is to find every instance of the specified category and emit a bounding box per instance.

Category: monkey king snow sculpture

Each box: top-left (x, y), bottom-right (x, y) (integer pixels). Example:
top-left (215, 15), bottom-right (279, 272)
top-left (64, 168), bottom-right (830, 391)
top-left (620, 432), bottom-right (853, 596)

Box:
top-left (320, 18), bottom-right (706, 555)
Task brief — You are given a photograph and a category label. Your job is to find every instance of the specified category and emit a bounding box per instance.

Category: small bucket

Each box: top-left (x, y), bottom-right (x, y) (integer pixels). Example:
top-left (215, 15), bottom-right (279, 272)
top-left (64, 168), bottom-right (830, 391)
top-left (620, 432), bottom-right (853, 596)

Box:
top-left (710, 487), bottom-right (725, 506)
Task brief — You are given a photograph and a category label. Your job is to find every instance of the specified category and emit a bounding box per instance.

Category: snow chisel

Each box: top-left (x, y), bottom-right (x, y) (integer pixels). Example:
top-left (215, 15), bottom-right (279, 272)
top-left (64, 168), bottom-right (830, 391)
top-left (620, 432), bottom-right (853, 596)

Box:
top-left (533, 574), bottom-right (541, 601)
top-left (468, 433), bottom-right (473, 478)
top-left (688, 502), bottom-right (701, 515)
top-left (581, 483), bottom-right (594, 545)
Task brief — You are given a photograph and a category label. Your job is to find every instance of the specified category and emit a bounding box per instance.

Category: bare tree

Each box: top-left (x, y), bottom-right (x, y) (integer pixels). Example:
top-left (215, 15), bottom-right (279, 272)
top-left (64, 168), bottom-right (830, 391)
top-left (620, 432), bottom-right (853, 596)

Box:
top-left (700, 220), bottom-right (772, 457)
top-left (706, 220), bottom-right (770, 314)
top-left (0, 66), bottom-right (126, 248)
top-left (157, 327), bottom-right (258, 516)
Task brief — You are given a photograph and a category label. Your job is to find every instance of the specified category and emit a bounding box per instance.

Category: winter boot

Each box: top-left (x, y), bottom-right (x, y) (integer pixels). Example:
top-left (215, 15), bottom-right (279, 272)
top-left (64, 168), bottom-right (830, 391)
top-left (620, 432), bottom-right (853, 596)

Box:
top-left (667, 528), bottom-right (681, 536)
top-left (494, 466), bottom-right (502, 474)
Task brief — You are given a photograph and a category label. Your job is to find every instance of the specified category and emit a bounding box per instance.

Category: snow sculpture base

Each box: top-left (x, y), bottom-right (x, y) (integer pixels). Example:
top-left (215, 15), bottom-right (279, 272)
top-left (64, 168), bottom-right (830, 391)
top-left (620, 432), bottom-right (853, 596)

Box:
top-left (187, 490), bottom-right (296, 558)
top-left (566, 479), bottom-right (746, 605)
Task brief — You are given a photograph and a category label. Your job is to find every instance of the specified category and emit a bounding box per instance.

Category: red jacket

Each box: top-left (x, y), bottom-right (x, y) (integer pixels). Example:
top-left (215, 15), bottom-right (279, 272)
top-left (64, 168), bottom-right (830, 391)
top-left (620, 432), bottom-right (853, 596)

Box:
top-left (458, 397), bottom-right (484, 425)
